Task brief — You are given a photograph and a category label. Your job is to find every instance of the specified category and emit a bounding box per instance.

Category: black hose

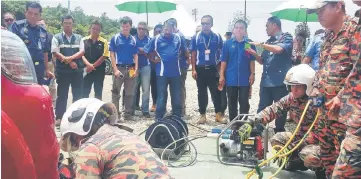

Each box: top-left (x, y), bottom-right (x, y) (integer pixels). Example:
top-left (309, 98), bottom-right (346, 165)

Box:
top-left (162, 135), bottom-right (208, 168)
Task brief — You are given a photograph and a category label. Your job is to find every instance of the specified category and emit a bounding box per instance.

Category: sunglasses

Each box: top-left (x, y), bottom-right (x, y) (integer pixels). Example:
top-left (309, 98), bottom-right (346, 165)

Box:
top-left (155, 30), bottom-right (162, 33)
top-left (4, 18), bottom-right (14, 22)
top-left (201, 22), bottom-right (211, 26)
top-left (138, 27), bottom-right (145, 31)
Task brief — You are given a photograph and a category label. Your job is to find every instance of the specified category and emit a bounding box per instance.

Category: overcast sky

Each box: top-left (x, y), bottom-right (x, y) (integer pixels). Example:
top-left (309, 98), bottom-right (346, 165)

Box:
top-left (40, 0), bottom-right (360, 41)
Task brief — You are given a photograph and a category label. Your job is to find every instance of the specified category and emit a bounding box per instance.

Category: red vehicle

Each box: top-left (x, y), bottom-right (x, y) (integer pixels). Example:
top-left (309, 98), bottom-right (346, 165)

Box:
top-left (1, 30), bottom-right (60, 178)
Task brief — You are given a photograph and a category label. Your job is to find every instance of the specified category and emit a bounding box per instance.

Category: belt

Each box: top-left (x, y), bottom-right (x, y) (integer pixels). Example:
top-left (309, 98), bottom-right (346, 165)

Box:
top-left (116, 64), bottom-right (135, 68)
top-left (197, 65), bottom-right (216, 69)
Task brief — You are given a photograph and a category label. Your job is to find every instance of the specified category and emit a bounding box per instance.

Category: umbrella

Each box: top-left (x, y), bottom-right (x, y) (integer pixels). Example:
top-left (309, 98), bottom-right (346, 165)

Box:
top-left (271, 0), bottom-right (318, 22)
top-left (115, 0), bottom-right (177, 24)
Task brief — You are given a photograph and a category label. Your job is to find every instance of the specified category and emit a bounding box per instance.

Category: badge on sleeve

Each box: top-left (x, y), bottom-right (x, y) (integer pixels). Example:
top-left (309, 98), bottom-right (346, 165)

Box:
top-left (24, 39), bottom-right (30, 44)
top-left (38, 40), bottom-right (42, 49)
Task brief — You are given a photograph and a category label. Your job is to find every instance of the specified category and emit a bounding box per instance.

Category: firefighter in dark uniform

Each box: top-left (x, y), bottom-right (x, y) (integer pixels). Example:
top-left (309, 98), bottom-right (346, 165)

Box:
top-left (10, 1), bottom-right (54, 84)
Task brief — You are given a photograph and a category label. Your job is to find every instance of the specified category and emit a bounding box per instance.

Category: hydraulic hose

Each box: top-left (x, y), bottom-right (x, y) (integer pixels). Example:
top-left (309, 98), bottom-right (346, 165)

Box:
top-left (246, 100), bottom-right (321, 179)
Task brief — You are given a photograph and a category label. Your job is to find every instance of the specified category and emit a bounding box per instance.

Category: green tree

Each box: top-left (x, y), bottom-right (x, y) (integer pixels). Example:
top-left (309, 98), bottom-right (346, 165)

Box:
top-left (228, 10), bottom-right (251, 32)
top-left (1, 1), bottom-right (28, 23)
top-left (1, 1), bottom-right (120, 40)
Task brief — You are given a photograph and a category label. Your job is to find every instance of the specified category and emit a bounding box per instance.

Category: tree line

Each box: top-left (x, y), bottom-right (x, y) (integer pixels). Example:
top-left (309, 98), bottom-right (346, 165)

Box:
top-left (1, 1), bottom-right (121, 40)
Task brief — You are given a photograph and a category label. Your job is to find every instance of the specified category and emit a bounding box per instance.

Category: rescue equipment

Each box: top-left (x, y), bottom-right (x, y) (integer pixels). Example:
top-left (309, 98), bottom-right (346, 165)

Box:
top-left (145, 115), bottom-right (189, 159)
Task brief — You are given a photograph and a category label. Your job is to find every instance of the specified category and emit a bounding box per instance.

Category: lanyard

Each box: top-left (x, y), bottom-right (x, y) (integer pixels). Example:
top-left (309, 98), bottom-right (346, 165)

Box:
top-left (203, 34), bottom-right (212, 50)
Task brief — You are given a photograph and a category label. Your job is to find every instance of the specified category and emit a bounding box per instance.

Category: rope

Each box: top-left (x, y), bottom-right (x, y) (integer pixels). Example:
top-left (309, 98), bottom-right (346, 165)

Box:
top-left (246, 100), bottom-right (321, 179)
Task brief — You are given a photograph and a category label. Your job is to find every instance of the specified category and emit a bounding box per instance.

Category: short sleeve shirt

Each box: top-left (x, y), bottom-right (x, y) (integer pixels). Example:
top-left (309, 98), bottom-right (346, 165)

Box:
top-left (191, 31), bottom-right (223, 66)
top-left (135, 35), bottom-right (151, 68)
top-left (220, 37), bottom-right (256, 86)
top-left (144, 33), bottom-right (187, 77)
top-left (10, 19), bottom-right (49, 63)
top-left (305, 33), bottom-right (324, 71)
top-left (82, 35), bottom-right (109, 70)
top-left (109, 33), bottom-right (137, 65)
top-left (260, 32), bottom-right (293, 87)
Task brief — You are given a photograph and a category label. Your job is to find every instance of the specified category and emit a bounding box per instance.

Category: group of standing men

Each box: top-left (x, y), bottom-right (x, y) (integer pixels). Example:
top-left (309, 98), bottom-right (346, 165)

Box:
top-left (4, 0), bottom-right (361, 178)
top-left (7, 2), bottom-right (110, 126)
top-left (3, 1), bottom-right (290, 130)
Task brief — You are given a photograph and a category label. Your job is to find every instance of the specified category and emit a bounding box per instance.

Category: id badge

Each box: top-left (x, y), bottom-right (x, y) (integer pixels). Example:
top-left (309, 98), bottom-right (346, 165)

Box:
top-left (205, 54), bottom-right (210, 61)
top-left (205, 50), bottom-right (210, 61)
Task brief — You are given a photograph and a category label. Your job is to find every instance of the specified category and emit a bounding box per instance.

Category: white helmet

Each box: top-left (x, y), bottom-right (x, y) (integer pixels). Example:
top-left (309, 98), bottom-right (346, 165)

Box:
top-left (283, 64), bottom-right (316, 96)
top-left (60, 98), bottom-right (118, 137)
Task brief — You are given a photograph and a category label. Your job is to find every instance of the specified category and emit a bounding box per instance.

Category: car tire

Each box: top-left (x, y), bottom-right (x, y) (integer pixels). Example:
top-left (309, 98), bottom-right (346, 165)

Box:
top-left (105, 58), bottom-right (112, 75)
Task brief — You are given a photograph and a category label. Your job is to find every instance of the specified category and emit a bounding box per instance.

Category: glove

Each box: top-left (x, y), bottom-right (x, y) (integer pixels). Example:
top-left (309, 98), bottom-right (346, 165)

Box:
top-left (249, 114), bottom-right (265, 133)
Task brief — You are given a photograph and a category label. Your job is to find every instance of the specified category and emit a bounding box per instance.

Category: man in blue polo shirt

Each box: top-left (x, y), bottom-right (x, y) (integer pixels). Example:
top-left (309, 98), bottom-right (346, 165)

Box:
top-left (168, 18), bottom-right (190, 117)
top-left (219, 20), bottom-right (256, 124)
top-left (109, 16), bottom-right (138, 120)
top-left (134, 21), bottom-right (151, 118)
top-left (143, 20), bottom-right (189, 120)
top-left (191, 15), bottom-right (225, 124)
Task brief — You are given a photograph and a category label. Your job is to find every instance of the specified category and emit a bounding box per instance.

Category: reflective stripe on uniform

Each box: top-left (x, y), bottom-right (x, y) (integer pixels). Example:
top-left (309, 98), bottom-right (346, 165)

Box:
top-left (59, 44), bottom-right (80, 48)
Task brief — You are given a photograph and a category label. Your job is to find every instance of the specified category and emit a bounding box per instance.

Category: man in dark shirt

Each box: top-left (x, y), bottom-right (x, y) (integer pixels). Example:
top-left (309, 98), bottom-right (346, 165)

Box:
top-left (52, 14), bottom-right (85, 126)
top-left (10, 2), bottom-right (54, 85)
top-left (248, 16), bottom-right (293, 133)
top-left (37, 19), bottom-right (56, 104)
top-left (191, 15), bottom-right (225, 124)
top-left (133, 21), bottom-right (151, 117)
top-left (82, 20), bottom-right (109, 100)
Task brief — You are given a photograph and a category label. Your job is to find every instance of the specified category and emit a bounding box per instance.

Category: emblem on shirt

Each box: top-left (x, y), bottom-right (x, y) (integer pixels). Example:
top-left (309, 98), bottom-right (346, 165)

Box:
top-left (24, 39), bottom-right (30, 44)
top-left (160, 42), bottom-right (167, 47)
top-left (231, 45), bottom-right (236, 48)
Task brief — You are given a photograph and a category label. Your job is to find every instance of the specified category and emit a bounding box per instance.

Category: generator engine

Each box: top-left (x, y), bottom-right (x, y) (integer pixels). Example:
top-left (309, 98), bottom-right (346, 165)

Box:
top-left (219, 123), bottom-right (264, 166)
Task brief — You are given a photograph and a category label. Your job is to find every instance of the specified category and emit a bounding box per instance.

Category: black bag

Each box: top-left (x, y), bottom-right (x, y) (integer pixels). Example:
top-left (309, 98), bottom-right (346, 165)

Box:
top-left (145, 115), bottom-right (188, 155)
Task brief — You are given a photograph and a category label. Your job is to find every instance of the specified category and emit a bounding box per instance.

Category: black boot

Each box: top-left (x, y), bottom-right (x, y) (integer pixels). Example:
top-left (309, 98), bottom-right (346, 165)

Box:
top-left (315, 169), bottom-right (326, 179)
top-left (283, 150), bottom-right (308, 171)
top-left (284, 160), bottom-right (309, 171)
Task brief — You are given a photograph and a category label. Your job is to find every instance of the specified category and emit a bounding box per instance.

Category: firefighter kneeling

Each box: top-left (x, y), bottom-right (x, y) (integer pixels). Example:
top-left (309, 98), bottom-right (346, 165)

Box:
top-left (58, 98), bottom-right (173, 179)
top-left (250, 64), bottom-right (325, 178)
